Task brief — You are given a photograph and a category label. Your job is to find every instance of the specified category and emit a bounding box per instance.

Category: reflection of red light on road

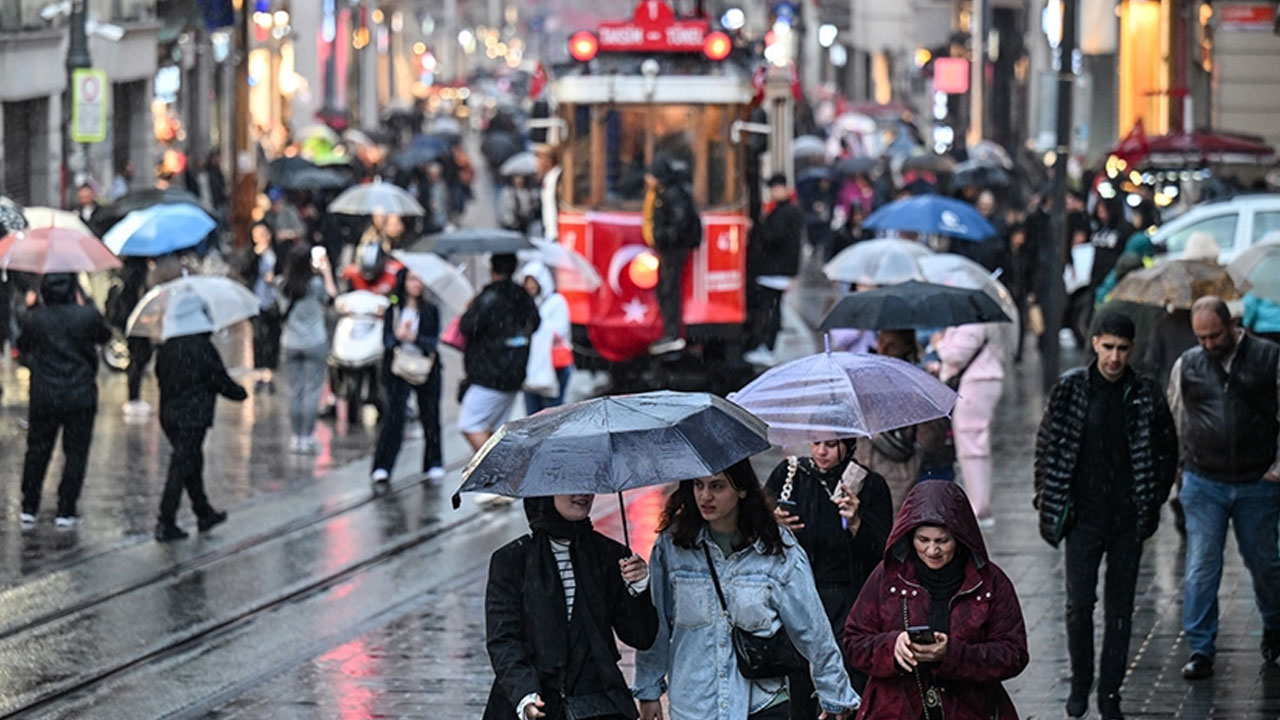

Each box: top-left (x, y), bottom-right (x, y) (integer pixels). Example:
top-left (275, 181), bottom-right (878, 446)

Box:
top-left (320, 638), bottom-right (376, 719)
top-left (324, 515), bottom-right (356, 572)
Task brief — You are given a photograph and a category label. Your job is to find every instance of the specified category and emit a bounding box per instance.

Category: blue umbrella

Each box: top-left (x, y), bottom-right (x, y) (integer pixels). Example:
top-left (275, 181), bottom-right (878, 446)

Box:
top-left (863, 195), bottom-right (996, 242)
top-left (103, 203), bottom-right (216, 257)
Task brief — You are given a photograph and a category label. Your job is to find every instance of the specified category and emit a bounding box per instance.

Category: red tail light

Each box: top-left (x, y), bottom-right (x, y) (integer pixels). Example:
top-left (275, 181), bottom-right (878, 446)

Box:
top-left (703, 31), bottom-right (732, 61)
top-left (569, 31), bottom-right (599, 62)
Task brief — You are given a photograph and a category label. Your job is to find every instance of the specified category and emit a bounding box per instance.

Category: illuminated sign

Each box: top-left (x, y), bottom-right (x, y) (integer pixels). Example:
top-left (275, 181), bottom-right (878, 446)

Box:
top-left (596, 0), bottom-right (709, 52)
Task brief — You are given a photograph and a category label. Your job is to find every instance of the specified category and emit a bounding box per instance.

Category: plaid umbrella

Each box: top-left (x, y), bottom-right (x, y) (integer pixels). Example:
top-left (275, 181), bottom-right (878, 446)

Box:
top-left (1110, 259), bottom-right (1240, 310)
top-left (0, 196), bottom-right (27, 234)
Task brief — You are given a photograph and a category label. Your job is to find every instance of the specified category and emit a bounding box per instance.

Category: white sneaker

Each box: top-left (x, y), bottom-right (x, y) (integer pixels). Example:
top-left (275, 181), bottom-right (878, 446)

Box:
top-left (19, 513), bottom-right (36, 528)
top-left (371, 468), bottom-right (390, 484)
top-left (743, 345), bottom-right (777, 366)
top-left (289, 436), bottom-right (302, 453)
top-left (474, 492), bottom-right (515, 509)
top-left (301, 436), bottom-right (319, 454)
top-left (54, 516), bottom-right (80, 530)
top-left (649, 337), bottom-right (687, 355)
top-left (426, 467), bottom-right (446, 483)
top-left (123, 400), bottom-right (152, 417)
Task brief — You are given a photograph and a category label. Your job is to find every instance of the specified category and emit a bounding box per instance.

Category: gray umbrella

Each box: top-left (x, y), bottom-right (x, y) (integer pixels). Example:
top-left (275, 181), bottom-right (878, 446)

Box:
top-left (453, 391), bottom-right (770, 547)
top-left (0, 197), bottom-right (27, 235)
top-left (413, 228), bottom-right (535, 255)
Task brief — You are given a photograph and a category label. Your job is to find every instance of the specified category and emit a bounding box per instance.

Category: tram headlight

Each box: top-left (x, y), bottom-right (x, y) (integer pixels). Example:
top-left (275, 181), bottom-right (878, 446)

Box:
top-left (627, 251), bottom-right (661, 290)
top-left (569, 31), bottom-right (598, 62)
top-left (703, 31), bottom-right (732, 61)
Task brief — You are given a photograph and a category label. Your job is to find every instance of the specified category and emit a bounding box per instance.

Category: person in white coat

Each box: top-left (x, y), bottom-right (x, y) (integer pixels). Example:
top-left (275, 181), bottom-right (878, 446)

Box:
top-left (517, 261), bottom-right (573, 415)
top-left (933, 322), bottom-right (1006, 527)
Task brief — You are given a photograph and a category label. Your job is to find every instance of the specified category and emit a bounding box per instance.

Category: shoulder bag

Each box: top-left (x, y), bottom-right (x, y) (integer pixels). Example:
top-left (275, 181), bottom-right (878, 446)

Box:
top-left (701, 543), bottom-right (806, 680)
top-left (391, 345), bottom-right (434, 385)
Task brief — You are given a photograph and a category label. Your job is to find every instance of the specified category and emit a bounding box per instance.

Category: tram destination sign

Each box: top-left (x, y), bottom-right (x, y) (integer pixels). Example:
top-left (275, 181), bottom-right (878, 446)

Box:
top-left (597, 0), bottom-right (709, 52)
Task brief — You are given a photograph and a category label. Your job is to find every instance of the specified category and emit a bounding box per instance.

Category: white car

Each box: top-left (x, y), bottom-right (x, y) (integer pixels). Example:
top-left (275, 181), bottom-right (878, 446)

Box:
top-left (1154, 194), bottom-right (1280, 262)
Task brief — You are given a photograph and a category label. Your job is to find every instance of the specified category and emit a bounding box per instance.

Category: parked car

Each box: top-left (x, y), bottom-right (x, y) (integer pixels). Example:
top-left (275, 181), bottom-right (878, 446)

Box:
top-left (1154, 194), bottom-right (1280, 262)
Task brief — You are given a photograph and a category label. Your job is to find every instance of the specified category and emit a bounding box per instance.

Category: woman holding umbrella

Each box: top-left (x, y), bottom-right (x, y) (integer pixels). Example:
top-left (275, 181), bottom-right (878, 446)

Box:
top-left (635, 459), bottom-right (860, 720)
top-left (766, 438), bottom-right (892, 715)
top-left (484, 494), bottom-right (656, 720)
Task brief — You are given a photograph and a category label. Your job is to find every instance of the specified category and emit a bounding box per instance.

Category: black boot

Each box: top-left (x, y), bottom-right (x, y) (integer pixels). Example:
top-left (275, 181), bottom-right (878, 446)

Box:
top-left (197, 509), bottom-right (228, 533)
top-left (1066, 681), bottom-right (1090, 719)
top-left (1098, 692), bottom-right (1123, 720)
top-left (155, 522), bottom-right (189, 542)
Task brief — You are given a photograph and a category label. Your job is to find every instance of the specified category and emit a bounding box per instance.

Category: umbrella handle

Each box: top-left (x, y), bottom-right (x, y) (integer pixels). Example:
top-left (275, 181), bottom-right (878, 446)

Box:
top-left (618, 490), bottom-right (630, 550)
top-left (824, 332), bottom-right (832, 355)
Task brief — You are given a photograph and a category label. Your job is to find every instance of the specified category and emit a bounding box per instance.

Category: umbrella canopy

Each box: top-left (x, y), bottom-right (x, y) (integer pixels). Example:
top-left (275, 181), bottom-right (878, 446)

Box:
top-left (275, 165), bottom-right (349, 191)
top-left (429, 116), bottom-right (463, 136)
top-left (414, 228), bottom-right (535, 255)
top-left (0, 197), bottom-right (26, 234)
top-left (730, 350), bottom-right (957, 446)
top-left (1110, 259), bottom-right (1240, 309)
top-left (918, 253), bottom-right (1021, 358)
top-left (863, 195), bottom-right (996, 242)
top-left (499, 151), bottom-right (537, 177)
top-left (328, 181), bottom-right (425, 217)
top-left (392, 251), bottom-right (475, 315)
top-left (0, 227), bottom-right (121, 274)
top-left (126, 276), bottom-right (259, 341)
top-left (481, 131), bottom-right (524, 169)
top-left (1227, 242), bottom-right (1280, 304)
top-left (518, 238), bottom-right (603, 291)
top-left (952, 160), bottom-right (1012, 189)
top-left (297, 123), bottom-right (341, 145)
top-left (796, 165), bottom-right (838, 185)
top-left (819, 280), bottom-right (1011, 331)
top-left (968, 140), bottom-right (1015, 169)
top-left (267, 156), bottom-right (320, 188)
top-left (823, 238), bottom-right (932, 285)
top-left (390, 142), bottom-right (447, 170)
top-left (22, 206), bottom-right (94, 235)
top-left (104, 187), bottom-right (208, 217)
top-left (103, 203), bottom-right (216, 257)
top-left (792, 135), bottom-right (828, 159)
top-left (456, 391), bottom-right (770, 500)
top-left (837, 157), bottom-right (877, 176)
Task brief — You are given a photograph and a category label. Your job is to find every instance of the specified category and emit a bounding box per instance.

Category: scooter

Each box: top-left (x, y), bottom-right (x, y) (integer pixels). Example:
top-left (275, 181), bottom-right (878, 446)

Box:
top-left (329, 290), bottom-right (390, 423)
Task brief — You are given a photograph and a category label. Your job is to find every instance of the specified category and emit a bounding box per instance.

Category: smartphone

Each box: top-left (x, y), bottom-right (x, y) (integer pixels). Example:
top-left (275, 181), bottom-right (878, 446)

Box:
top-left (907, 625), bottom-right (936, 645)
top-left (777, 500), bottom-right (799, 517)
top-left (310, 245), bottom-right (326, 267)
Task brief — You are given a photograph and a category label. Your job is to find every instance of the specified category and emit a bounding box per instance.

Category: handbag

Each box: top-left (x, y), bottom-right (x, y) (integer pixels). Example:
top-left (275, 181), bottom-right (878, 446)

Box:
top-left (701, 544), bottom-right (807, 680)
top-left (440, 315), bottom-right (467, 351)
top-left (390, 346), bottom-right (435, 385)
top-left (870, 426), bottom-right (917, 463)
top-left (942, 337), bottom-right (989, 391)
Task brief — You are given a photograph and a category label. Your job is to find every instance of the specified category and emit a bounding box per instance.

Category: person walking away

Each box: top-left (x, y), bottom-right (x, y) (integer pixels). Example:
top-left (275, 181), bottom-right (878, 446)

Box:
top-left (843, 480), bottom-right (1029, 719)
top-left (1034, 312), bottom-right (1178, 719)
top-left (246, 221), bottom-right (282, 393)
top-left (856, 329), bottom-right (926, 513)
top-left (643, 155), bottom-right (702, 355)
top-left (278, 243), bottom-right (338, 453)
top-left (153, 293), bottom-right (247, 541)
top-left (17, 274), bottom-right (111, 529)
top-left (518, 261), bottom-right (573, 414)
top-left (934, 322), bottom-right (1005, 526)
top-left (458, 252), bottom-right (541, 459)
top-left (1087, 196), bottom-right (1127, 301)
top-left (1167, 296), bottom-right (1280, 680)
top-left (498, 174), bottom-right (538, 235)
top-left (744, 174), bottom-right (804, 367)
top-left (484, 495), bottom-right (657, 720)
top-left (635, 459), bottom-right (860, 720)
top-left (370, 268), bottom-right (444, 487)
top-left (535, 144), bottom-right (561, 241)
top-left (766, 438), bottom-right (892, 711)
top-left (1001, 224), bottom-right (1037, 363)
top-left (108, 257), bottom-right (153, 418)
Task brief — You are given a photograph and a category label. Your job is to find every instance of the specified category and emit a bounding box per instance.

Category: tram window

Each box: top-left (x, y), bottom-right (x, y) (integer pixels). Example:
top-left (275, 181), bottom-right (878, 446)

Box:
top-left (568, 104), bottom-right (592, 207)
top-left (604, 108), bottom-right (650, 206)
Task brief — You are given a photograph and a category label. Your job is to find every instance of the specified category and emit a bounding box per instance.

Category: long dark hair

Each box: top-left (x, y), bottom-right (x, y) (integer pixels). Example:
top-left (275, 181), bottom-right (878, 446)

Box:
top-left (281, 243), bottom-right (314, 301)
top-left (658, 459), bottom-right (785, 555)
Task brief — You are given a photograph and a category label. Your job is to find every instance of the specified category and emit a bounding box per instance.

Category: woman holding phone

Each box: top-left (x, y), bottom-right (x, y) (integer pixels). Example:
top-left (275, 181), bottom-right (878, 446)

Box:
top-left (765, 439), bottom-right (892, 717)
top-left (278, 243), bottom-right (338, 453)
top-left (843, 481), bottom-right (1028, 720)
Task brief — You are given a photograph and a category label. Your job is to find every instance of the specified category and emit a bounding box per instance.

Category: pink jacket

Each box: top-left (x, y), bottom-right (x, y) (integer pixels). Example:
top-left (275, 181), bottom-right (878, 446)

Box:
top-left (937, 323), bottom-right (1005, 385)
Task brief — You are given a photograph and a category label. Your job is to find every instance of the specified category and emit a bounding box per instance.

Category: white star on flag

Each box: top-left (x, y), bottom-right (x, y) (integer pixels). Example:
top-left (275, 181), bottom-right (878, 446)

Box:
top-left (621, 297), bottom-right (649, 324)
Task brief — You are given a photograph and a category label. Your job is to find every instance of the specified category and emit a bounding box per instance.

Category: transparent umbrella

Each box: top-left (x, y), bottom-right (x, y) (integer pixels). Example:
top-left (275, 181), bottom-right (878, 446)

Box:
top-left (519, 238), bottom-right (602, 291)
top-left (328, 180), bottom-right (425, 217)
top-left (127, 276), bottom-right (259, 341)
top-left (1227, 240), bottom-right (1280, 304)
top-left (824, 238), bottom-right (931, 285)
top-left (22, 207), bottom-right (94, 235)
top-left (392, 251), bottom-right (474, 315)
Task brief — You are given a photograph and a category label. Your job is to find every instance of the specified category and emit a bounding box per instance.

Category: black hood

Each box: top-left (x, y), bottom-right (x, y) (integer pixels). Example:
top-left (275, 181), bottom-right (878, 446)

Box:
top-left (40, 273), bottom-right (77, 304)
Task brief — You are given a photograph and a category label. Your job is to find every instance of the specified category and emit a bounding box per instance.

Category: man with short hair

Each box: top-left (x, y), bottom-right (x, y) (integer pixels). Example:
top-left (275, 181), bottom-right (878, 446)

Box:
top-left (643, 155), bottom-right (701, 354)
top-left (1168, 296), bottom-right (1280, 680)
top-left (1035, 311), bottom-right (1178, 719)
top-left (743, 173), bottom-right (804, 366)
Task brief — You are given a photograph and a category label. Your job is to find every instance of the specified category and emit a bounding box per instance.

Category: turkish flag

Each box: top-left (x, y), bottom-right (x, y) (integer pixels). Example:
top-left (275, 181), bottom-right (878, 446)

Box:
top-left (530, 63), bottom-right (548, 100)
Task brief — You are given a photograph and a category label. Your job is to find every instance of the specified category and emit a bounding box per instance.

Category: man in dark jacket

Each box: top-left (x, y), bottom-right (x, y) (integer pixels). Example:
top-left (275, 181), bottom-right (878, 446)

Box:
top-left (644, 155), bottom-right (701, 354)
top-left (458, 252), bottom-right (540, 456)
top-left (17, 274), bottom-right (111, 528)
top-left (153, 293), bottom-right (248, 541)
top-left (744, 174), bottom-right (805, 366)
top-left (1167, 296), bottom-right (1280, 680)
top-left (1034, 312), bottom-right (1178, 720)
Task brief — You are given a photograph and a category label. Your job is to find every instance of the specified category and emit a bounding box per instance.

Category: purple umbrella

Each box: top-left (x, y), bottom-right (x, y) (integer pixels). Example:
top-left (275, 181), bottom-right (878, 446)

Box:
top-left (729, 341), bottom-right (957, 447)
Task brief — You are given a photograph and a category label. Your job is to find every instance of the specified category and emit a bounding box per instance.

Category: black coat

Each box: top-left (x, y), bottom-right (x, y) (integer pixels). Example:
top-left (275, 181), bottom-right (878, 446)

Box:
top-left (652, 183), bottom-right (702, 252)
top-left (16, 276), bottom-right (111, 414)
top-left (484, 531), bottom-right (657, 720)
top-left (460, 280), bottom-right (540, 392)
top-left (750, 199), bottom-right (805, 277)
top-left (155, 334), bottom-right (248, 430)
top-left (1033, 364), bottom-right (1178, 546)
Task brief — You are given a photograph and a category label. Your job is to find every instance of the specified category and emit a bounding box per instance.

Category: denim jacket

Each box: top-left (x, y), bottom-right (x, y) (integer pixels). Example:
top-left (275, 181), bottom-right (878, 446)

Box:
top-left (634, 527), bottom-right (859, 719)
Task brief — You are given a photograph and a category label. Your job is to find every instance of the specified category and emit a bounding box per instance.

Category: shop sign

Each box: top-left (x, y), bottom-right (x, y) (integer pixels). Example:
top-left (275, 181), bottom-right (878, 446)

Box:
top-left (933, 57), bottom-right (970, 95)
top-left (71, 69), bottom-right (108, 144)
top-left (597, 0), bottom-right (708, 52)
top-left (1218, 3), bottom-right (1275, 31)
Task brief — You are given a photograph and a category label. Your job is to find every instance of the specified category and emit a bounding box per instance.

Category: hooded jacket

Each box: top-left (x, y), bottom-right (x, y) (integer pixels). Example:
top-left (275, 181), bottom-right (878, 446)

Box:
top-left (16, 273), bottom-right (111, 414)
top-left (155, 333), bottom-right (248, 430)
top-left (843, 481), bottom-right (1029, 720)
top-left (459, 277), bottom-right (541, 392)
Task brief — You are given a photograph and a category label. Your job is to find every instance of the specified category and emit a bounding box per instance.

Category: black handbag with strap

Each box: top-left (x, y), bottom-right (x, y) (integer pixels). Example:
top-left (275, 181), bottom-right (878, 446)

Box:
top-left (701, 543), bottom-right (807, 680)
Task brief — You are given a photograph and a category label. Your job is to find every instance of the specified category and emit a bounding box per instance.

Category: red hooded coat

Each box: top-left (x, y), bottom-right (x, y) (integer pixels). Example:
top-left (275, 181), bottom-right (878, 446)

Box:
top-left (843, 481), bottom-right (1029, 719)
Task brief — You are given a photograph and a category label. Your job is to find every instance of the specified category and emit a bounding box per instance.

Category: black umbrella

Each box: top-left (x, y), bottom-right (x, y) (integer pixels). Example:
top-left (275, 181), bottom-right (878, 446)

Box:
top-left (819, 280), bottom-right (1011, 331)
top-left (952, 160), bottom-right (1012, 189)
top-left (796, 165), bottom-right (838, 186)
top-left (276, 166), bottom-right (350, 191)
top-left (837, 157), bottom-right (877, 176)
top-left (453, 391), bottom-right (771, 547)
top-left (96, 188), bottom-right (210, 234)
top-left (267, 156), bottom-right (319, 188)
top-left (390, 143), bottom-right (447, 170)
top-left (413, 228), bottom-right (535, 255)
top-left (481, 130), bottom-right (524, 169)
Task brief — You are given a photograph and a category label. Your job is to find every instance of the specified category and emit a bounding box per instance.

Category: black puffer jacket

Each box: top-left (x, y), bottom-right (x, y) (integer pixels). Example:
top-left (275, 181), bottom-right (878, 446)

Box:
top-left (16, 274), bottom-right (111, 414)
top-left (1033, 364), bottom-right (1178, 546)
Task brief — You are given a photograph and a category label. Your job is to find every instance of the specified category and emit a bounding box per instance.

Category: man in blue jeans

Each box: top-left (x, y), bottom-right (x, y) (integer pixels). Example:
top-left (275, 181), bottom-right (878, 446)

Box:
top-left (1167, 296), bottom-right (1280, 680)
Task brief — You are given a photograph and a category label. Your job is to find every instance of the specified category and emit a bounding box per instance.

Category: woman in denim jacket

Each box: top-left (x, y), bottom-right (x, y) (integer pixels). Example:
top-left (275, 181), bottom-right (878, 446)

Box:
top-left (635, 459), bottom-right (860, 720)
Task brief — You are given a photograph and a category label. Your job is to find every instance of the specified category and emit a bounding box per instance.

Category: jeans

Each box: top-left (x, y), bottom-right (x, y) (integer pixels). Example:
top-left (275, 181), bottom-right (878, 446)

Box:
top-left (284, 344), bottom-right (328, 437)
top-left (126, 336), bottom-right (153, 401)
top-left (747, 284), bottom-right (784, 351)
top-left (1064, 522), bottom-right (1143, 697)
top-left (749, 703), bottom-right (790, 720)
top-left (22, 407), bottom-right (95, 516)
top-left (373, 366), bottom-right (442, 475)
top-left (1181, 469), bottom-right (1280, 659)
top-left (159, 423), bottom-right (214, 525)
top-left (524, 366), bottom-right (572, 416)
top-left (656, 247), bottom-right (690, 338)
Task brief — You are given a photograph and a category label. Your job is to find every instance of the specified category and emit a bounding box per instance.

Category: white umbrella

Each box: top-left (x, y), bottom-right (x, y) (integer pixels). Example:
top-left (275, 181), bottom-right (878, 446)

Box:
top-left (22, 206), bottom-right (94, 235)
top-left (429, 116), bottom-right (463, 136)
top-left (127, 276), bottom-right (259, 341)
top-left (500, 151), bottom-right (537, 177)
top-left (328, 180), bottom-right (425, 217)
top-left (792, 135), bottom-right (828, 159)
top-left (393, 251), bottom-right (475, 315)
top-left (519, 238), bottom-right (602, 291)
top-left (823, 238), bottom-right (933, 286)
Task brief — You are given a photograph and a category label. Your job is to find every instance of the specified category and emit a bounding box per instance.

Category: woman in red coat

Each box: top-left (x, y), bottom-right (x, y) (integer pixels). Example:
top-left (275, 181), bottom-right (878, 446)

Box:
top-left (843, 481), bottom-right (1028, 719)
